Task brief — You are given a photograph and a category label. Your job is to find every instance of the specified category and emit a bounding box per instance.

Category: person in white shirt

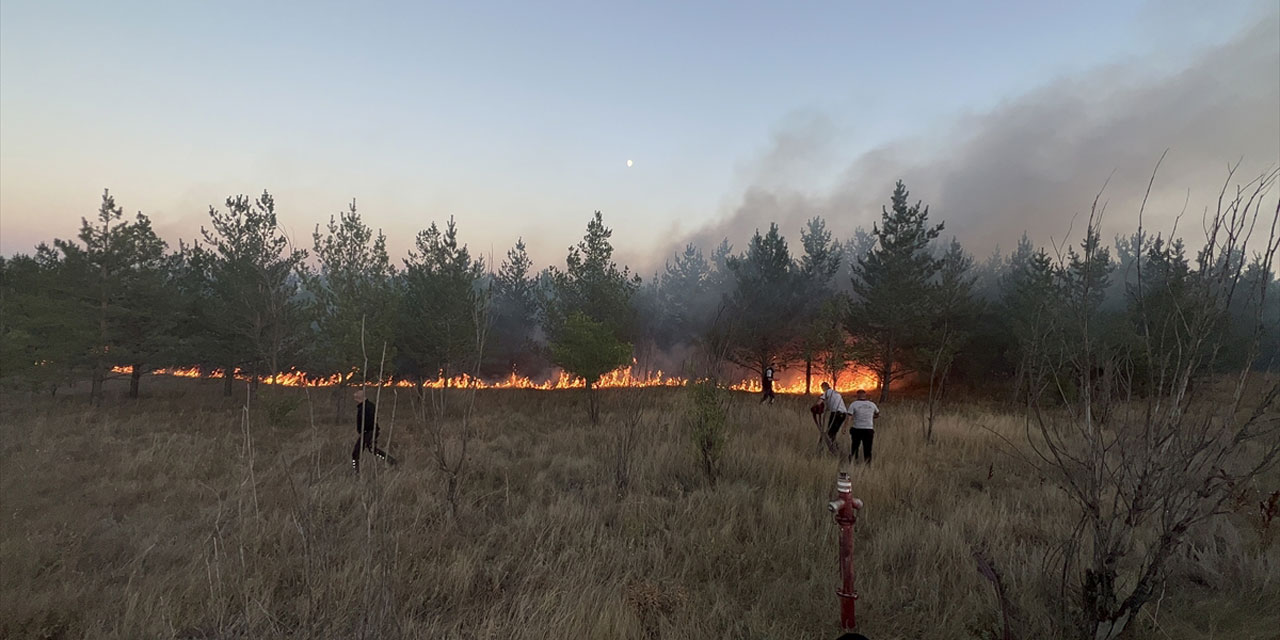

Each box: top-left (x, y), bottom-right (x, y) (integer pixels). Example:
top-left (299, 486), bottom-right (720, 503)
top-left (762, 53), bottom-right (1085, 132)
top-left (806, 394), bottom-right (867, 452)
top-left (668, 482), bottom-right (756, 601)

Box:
top-left (820, 382), bottom-right (847, 444)
top-left (846, 389), bottom-right (880, 464)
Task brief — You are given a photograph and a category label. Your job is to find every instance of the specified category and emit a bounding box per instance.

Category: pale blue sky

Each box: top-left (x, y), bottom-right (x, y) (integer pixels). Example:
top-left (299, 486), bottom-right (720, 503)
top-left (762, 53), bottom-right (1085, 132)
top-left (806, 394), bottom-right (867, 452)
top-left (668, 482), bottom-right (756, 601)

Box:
top-left (0, 1), bottom-right (1273, 268)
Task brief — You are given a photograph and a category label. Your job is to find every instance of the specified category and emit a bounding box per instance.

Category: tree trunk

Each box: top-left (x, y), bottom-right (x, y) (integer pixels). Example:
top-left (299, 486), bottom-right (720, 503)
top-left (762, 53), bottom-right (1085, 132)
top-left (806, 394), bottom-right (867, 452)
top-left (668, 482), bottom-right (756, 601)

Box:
top-left (879, 336), bottom-right (893, 403)
top-left (1011, 359), bottom-right (1026, 406)
top-left (223, 364), bottom-right (234, 397)
top-left (92, 217), bottom-right (109, 407)
top-left (587, 382), bottom-right (599, 424)
top-left (446, 473), bottom-right (460, 519)
top-left (91, 299), bottom-right (106, 405)
top-left (128, 364), bottom-right (141, 399)
top-left (333, 383), bottom-right (347, 424)
top-left (90, 364), bottom-right (104, 406)
top-left (805, 357), bottom-right (812, 394)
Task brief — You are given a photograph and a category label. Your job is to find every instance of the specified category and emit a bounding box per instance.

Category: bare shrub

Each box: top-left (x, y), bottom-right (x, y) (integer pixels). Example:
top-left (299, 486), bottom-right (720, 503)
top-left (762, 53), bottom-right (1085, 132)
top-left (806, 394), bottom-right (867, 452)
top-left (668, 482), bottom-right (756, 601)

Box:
top-left (416, 283), bottom-right (492, 520)
top-left (1024, 164), bottom-right (1280, 639)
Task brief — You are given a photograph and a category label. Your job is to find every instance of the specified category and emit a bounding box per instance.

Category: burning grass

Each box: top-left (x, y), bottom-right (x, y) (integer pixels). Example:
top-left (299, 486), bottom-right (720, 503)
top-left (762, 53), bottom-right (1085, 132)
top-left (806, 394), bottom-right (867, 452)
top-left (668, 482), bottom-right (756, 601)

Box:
top-left (2, 379), bottom-right (1276, 639)
top-left (109, 364), bottom-right (881, 395)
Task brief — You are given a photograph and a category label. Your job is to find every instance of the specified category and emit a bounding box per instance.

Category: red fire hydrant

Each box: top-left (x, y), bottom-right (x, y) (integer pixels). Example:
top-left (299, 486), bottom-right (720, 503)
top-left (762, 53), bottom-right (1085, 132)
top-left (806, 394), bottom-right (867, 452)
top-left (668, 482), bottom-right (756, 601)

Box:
top-left (828, 471), bottom-right (864, 631)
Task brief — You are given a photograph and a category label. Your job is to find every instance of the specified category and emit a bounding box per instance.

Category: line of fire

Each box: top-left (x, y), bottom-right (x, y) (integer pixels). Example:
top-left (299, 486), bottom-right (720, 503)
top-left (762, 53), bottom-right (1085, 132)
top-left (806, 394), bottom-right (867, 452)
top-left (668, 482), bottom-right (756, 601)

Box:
top-left (109, 363), bottom-right (882, 394)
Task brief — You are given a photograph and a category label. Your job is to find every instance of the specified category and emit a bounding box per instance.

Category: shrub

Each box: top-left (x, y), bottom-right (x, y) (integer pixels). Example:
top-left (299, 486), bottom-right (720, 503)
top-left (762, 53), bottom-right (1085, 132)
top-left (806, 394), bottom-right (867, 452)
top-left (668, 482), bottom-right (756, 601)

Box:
top-left (685, 380), bottom-right (728, 486)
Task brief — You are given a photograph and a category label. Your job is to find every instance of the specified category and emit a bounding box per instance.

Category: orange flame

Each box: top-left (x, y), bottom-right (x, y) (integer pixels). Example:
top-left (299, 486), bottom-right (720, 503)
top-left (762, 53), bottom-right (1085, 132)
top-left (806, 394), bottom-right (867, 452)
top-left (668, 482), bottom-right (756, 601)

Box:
top-left (111, 363), bottom-right (878, 394)
top-left (728, 367), bottom-right (880, 396)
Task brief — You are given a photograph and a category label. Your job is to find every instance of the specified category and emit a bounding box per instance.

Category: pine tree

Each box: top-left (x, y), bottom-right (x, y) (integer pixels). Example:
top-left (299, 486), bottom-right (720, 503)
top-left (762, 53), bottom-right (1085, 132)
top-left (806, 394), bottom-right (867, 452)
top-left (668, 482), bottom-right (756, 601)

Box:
top-left (1237, 257), bottom-right (1280, 371)
top-left (848, 181), bottom-right (944, 401)
top-left (52, 190), bottom-right (174, 403)
top-left (307, 200), bottom-right (397, 384)
top-left (0, 247), bottom-right (93, 393)
top-left (1001, 234), bottom-right (1059, 402)
top-left (1123, 235), bottom-right (1197, 392)
top-left (919, 238), bottom-right (980, 442)
top-left (709, 238), bottom-right (734, 294)
top-left (545, 211), bottom-right (639, 341)
top-left (657, 243), bottom-right (712, 349)
top-left (53, 191), bottom-right (128, 403)
top-left (545, 212), bottom-right (638, 422)
top-left (197, 191), bottom-right (309, 391)
top-left (550, 312), bottom-right (632, 423)
top-left (795, 217), bottom-right (842, 393)
top-left (725, 223), bottom-right (801, 381)
top-left (1058, 222), bottom-right (1115, 365)
top-left (834, 227), bottom-right (876, 295)
top-left (698, 237), bottom-right (737, 376)
top-left (399, 216), bottom-right (486, 382)
top-left (488, 238), bottom-right (541, 376)
top-left (112, 213), bottom-right (175, 398)
top-left (165, 242), bottom-right (218, 378)
top-left (631, 275), bottom-right (664, 372)
top-left (971, 247), bottom-right (1007, 302)
top-left (812, 294), bottom-right (855, 388)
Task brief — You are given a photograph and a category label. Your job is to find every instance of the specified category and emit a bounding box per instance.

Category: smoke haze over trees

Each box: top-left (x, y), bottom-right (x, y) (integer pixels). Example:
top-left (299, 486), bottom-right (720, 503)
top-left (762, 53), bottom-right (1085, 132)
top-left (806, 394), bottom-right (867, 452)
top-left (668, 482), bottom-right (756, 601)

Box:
top-left (2, 170), bottom-right (1276, 402)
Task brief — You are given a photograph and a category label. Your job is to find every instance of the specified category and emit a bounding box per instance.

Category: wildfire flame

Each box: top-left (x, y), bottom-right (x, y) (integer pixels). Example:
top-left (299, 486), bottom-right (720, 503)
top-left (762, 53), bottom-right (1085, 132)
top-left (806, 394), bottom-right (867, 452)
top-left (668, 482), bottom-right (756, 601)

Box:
top-left (111, 363), bottom-right (878, 395)
top-left (728, 368), bottom-right (881, 395)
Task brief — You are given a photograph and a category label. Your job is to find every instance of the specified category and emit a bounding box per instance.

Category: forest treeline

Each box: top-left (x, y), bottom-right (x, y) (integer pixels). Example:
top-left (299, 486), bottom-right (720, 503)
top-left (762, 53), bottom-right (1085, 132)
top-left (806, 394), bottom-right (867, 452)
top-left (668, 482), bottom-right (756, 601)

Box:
top-left (2, 179), bottom-right (1276, 404)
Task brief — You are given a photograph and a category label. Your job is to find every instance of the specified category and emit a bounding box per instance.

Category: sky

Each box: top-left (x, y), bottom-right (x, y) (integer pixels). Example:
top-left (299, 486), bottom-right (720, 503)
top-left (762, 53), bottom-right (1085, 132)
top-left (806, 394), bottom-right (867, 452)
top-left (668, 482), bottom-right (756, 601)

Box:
top-left (1, 0), bottom-right (1277, 272)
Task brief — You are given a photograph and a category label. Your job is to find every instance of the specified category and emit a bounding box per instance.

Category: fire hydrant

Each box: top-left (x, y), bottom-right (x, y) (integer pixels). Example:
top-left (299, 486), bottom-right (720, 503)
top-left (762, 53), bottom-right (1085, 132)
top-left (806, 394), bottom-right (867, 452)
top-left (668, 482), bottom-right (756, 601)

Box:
top-left (828, 471), bottom-right (864, 631)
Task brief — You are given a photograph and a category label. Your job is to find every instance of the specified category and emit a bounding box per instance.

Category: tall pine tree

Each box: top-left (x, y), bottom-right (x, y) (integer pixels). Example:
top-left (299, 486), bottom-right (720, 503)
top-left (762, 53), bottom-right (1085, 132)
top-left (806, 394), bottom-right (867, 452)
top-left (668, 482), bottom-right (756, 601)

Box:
top-left (307, 200), bottom-right (397, 383)
top-left (197, 191), bottom-right (309, 390)
top-left (725, 223), bottom-right (801, 381)
top-left (657, 243), bottom-right (713, 349)
top-left (1001, 234), bottom-right (1059, 402)
top-left (53, 191), bottom-right (174, 402)
top-left (487, 238), bottom-right (542, 377)
top-left (398, 216), bottom-right (487, 382)
top-left (795, 217), bottom-right (842, 393)
top-left (545, 212), bottom-right (637, 423)
top-left (848, 181), bottom-right (944, 401)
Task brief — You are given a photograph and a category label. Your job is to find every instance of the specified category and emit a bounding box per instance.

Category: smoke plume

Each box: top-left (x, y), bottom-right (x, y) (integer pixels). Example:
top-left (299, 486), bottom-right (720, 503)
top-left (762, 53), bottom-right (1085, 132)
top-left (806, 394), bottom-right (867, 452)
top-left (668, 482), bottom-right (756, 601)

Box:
top-left (678, 12), bottom-right (1280, 261)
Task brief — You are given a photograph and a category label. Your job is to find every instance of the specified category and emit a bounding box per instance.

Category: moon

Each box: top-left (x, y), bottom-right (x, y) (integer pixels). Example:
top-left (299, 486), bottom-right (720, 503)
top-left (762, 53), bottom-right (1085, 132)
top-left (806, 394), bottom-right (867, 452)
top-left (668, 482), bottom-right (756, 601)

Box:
top-left (626, 159), bottom-right (633, 168)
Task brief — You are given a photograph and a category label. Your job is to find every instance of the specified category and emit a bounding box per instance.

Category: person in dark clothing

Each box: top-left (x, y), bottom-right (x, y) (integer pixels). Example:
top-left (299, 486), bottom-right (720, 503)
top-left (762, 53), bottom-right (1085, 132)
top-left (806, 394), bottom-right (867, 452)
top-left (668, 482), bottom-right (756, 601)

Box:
top-left (352, 388), bottom-right (395, 473)
top-left (760, 364), bottom-right (776, 404)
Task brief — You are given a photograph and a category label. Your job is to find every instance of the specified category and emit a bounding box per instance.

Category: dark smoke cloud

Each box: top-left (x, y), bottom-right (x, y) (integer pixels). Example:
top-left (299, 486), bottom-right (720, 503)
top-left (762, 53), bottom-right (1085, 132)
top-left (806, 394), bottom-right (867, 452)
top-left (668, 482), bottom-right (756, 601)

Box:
top-left (677, 12), bottom-right (1280, 262)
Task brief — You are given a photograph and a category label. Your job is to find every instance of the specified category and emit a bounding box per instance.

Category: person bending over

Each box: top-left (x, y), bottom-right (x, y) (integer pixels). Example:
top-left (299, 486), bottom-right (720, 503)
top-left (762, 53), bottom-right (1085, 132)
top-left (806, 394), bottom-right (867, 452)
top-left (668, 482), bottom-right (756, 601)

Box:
top-left (820, 382), bottom-right (847, 444)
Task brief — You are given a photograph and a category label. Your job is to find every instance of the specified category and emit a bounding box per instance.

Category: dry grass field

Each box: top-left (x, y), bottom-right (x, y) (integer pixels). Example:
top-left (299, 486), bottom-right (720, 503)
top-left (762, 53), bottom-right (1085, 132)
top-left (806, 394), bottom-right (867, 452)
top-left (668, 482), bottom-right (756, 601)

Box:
top-left (2, 379), bottom-right (1277, 639)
